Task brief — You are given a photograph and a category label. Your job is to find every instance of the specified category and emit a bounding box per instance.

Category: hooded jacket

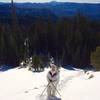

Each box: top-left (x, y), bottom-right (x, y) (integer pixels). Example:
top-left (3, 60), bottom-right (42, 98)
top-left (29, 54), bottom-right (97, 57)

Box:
top-left (47, 70), bottom-right (60, 85)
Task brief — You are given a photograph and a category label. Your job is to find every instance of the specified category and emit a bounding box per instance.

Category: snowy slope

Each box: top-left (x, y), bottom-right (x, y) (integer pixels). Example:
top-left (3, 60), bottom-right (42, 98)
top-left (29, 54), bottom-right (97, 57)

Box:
top-left (0, 67), bottom-right (100, 100)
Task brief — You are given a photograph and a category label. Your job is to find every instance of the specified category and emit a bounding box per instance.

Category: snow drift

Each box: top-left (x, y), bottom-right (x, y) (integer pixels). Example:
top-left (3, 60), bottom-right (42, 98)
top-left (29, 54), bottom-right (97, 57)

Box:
top-left (0, 67), bottom-right (100, 100)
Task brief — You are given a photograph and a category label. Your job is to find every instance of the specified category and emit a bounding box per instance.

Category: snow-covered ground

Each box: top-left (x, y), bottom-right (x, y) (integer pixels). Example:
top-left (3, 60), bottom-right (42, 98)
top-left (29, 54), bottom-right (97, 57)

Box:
top-left (0, 67), bottom-right (100, 100)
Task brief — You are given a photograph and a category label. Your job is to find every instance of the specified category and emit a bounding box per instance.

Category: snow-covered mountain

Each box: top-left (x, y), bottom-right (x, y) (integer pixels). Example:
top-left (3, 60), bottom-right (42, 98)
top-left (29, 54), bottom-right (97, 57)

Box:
top-left (0, 67), bottom-right (100, 100)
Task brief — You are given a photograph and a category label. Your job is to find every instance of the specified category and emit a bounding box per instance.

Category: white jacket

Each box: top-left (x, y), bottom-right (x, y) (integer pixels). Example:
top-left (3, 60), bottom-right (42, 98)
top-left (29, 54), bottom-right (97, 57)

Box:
top-left (47, 70), bottom-right (60, 85)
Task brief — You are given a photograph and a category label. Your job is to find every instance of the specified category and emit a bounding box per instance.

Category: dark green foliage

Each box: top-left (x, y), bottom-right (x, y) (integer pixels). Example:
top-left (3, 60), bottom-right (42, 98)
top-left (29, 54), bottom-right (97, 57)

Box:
top-left (91, 46), bottom-right (100, 71)
top-left (0, 13), bottom-right (100, 68)
top-left (32, 55), bottom-right (45, 72)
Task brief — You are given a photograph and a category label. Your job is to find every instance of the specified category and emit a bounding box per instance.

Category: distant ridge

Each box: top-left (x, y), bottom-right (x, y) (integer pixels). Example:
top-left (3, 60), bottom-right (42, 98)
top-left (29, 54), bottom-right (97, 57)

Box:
top-left (0, 2), bottom-right (100, 24)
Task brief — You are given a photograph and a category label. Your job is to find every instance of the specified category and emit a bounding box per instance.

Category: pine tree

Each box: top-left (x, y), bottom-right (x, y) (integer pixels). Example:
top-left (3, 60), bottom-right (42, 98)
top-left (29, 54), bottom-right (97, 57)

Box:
top-left (91, 46), bottom-right (100, 71)
top-left (0, 25), bottom-right (6, 65)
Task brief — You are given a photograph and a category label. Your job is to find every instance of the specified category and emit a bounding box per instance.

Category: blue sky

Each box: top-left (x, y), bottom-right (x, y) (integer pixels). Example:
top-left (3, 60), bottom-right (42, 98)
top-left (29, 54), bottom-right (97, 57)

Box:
top-left (0, 0), bottom-right (100, 3)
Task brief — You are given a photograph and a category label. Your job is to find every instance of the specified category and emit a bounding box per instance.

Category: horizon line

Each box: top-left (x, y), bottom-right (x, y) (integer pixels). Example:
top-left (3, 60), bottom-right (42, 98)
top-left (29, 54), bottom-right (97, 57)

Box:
top-left (0, 1), bottom-right (100, 4)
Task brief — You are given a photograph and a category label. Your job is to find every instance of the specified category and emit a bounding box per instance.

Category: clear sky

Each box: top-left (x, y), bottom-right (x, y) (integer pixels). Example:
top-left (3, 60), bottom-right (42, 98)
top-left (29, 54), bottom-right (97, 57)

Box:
top-left (0, 0), bottom-right (100, 3)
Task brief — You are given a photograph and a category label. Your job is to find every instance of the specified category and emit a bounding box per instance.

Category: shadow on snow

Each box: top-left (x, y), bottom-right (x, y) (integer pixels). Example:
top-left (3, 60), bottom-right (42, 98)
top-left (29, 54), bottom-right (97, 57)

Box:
top-left (0, 65), bottom-right (13, 72)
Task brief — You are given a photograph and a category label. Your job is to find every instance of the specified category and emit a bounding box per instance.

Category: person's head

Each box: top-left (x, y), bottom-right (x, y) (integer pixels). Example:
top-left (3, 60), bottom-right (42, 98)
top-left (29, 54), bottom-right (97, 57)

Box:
top-left (50, 64), bottom-right (57, 71)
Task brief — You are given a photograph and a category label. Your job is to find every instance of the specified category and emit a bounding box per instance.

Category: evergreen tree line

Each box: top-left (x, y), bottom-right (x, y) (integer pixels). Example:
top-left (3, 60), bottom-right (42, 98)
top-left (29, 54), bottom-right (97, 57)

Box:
top-left (0, 13), bottom-right (100, 69)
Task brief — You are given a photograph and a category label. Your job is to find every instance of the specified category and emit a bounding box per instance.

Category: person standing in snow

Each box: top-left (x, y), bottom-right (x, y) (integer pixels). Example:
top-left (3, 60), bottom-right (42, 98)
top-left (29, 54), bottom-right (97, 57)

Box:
top-left (47, 64), bottom-right (60, 98)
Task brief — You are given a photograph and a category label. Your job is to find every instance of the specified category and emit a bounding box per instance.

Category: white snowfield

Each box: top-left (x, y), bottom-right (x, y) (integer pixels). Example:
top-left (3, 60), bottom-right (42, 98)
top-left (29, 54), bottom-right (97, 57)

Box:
top-left (0, 67), bottom-right (100, 100)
